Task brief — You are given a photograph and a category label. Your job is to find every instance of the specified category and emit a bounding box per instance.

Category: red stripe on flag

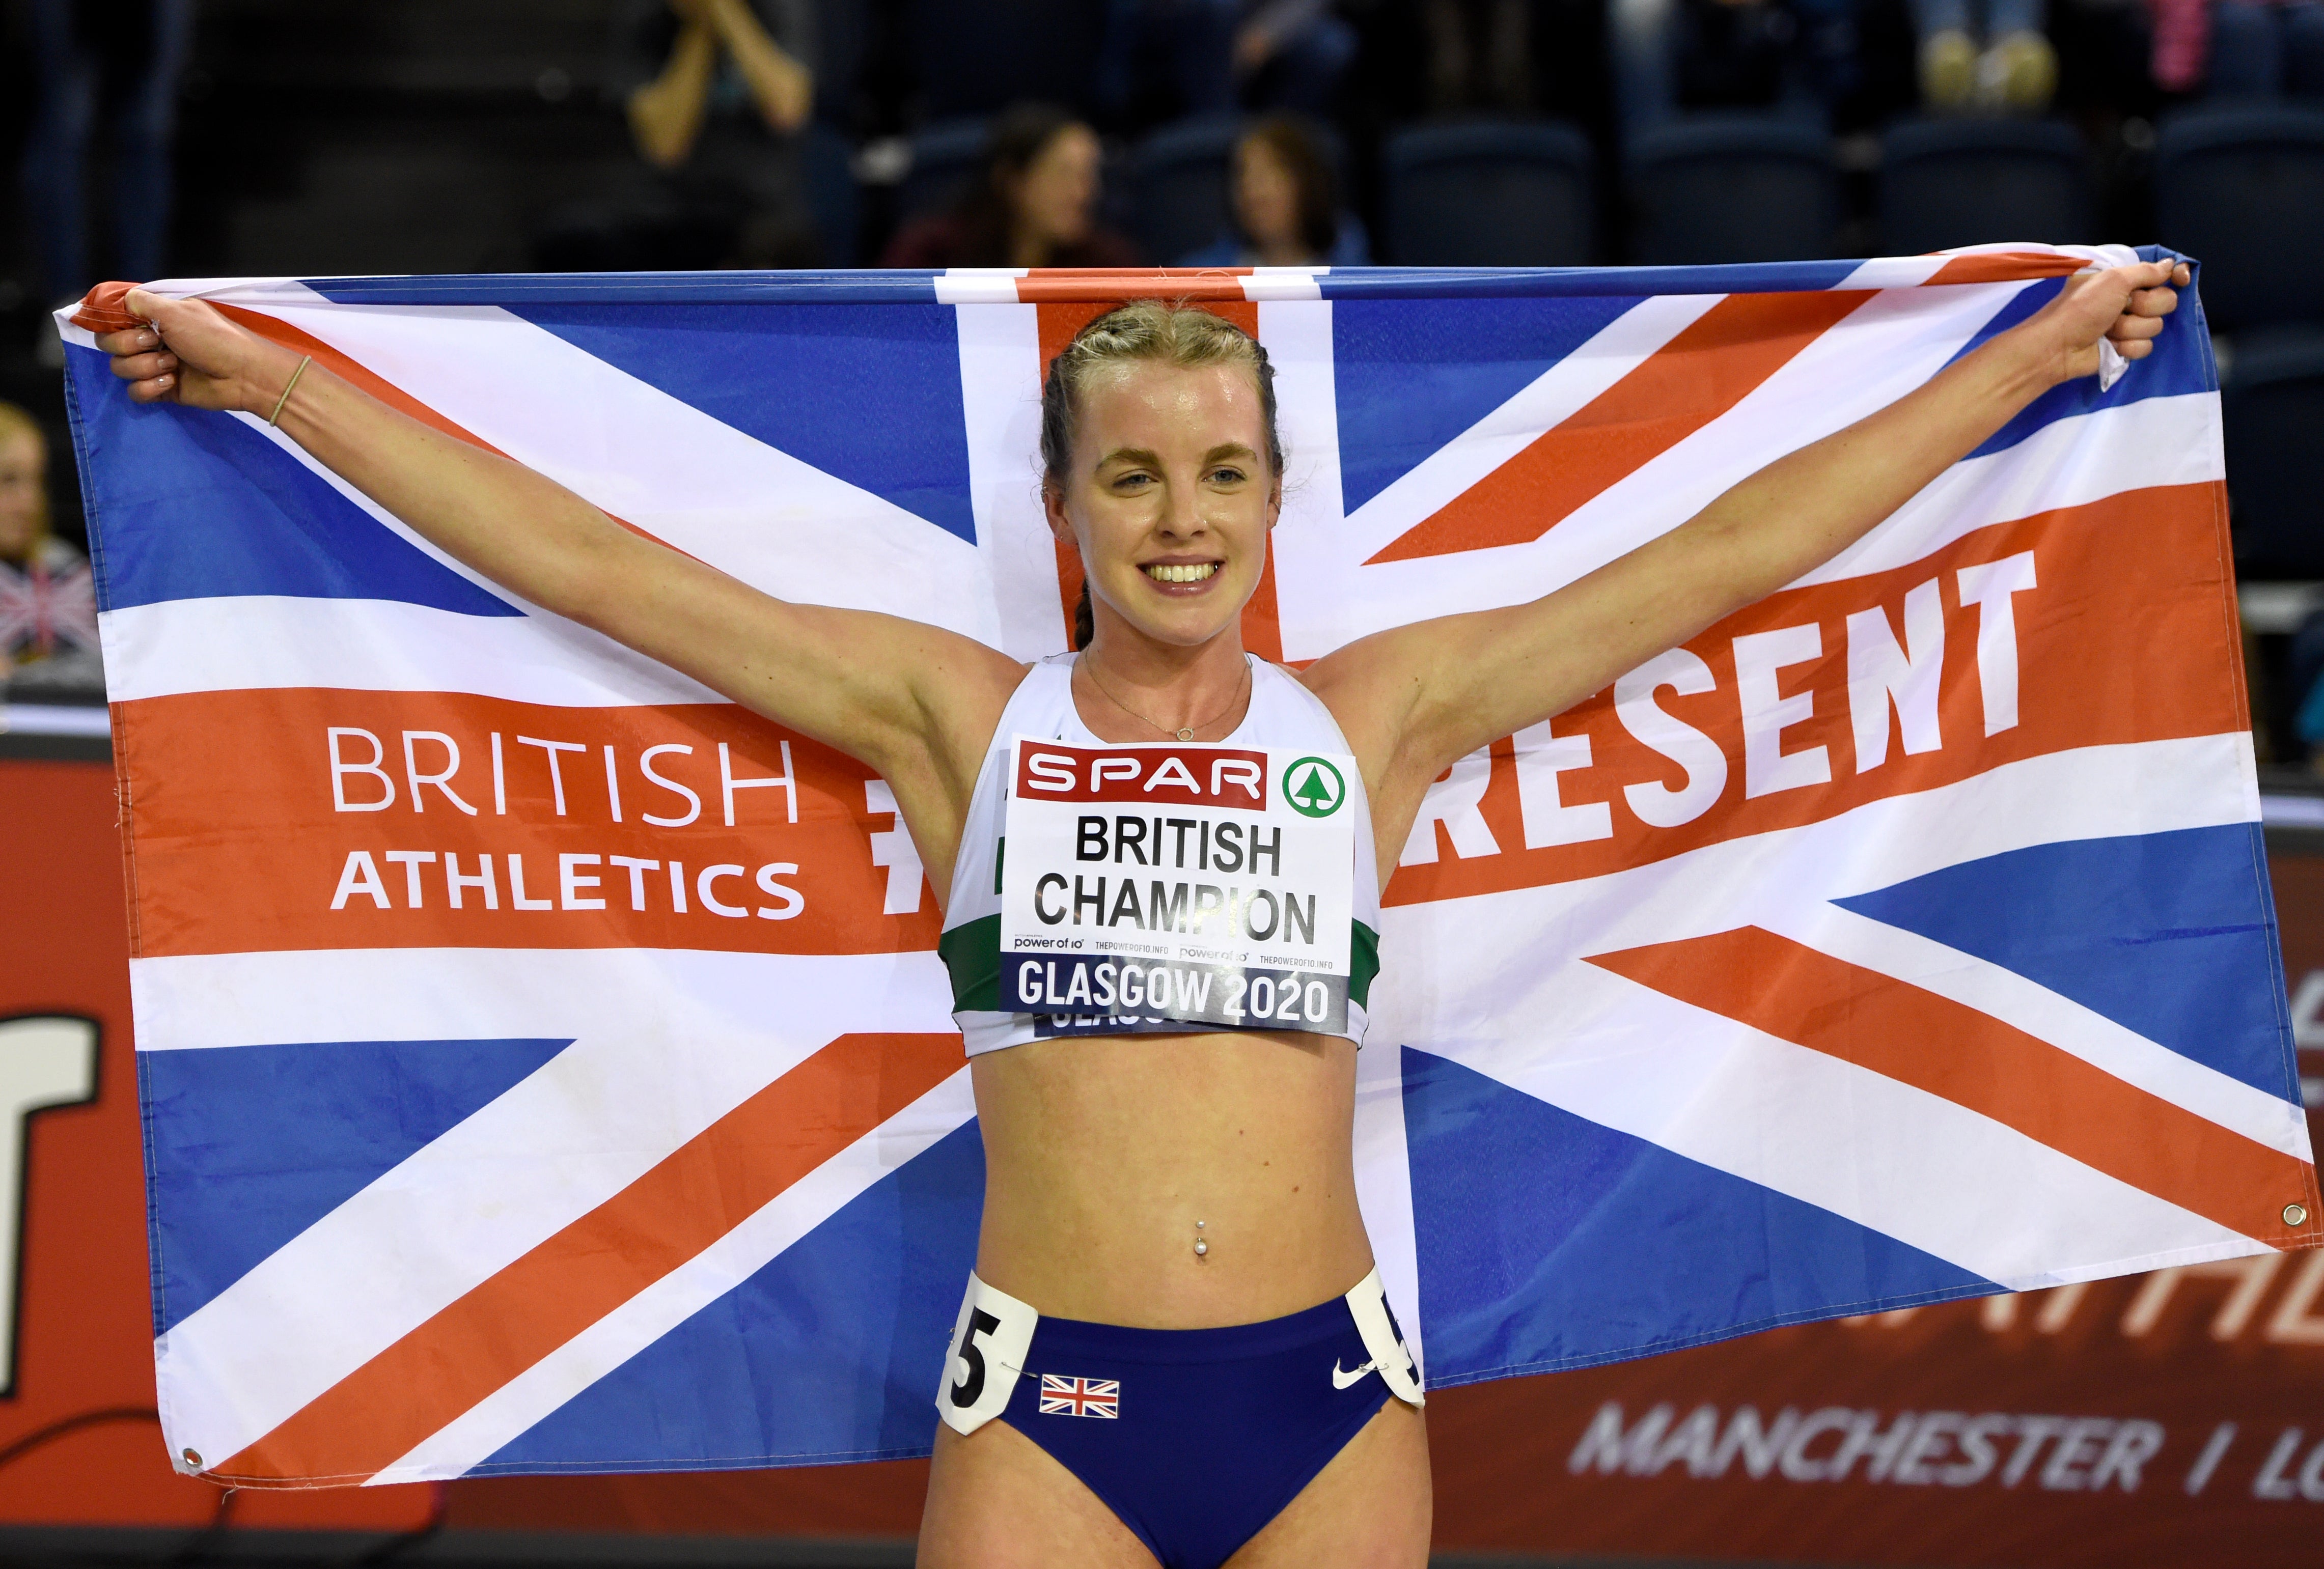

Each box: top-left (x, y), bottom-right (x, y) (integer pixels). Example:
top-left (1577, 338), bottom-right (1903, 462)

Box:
top-left (116, 689), bottom-right (942, 958)
top-left (1383, 482), bottom-right (2242, 906)
top-left (1587, 927), bottom-right (2318, 1246)
top-left (1366, 291), bottom-right (1874, 564)
top-left (1015, 269), bottom-right (1254, 303)
top-left (209, 1031), bottom-right (964, 1486)
top-left (1924, 251), bottom-right (2090, 286)
top-left (1033, 300), bottom-right (1280, 659)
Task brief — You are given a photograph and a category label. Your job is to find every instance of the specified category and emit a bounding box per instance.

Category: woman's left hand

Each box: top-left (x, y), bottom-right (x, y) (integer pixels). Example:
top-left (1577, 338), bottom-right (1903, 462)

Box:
top-left (2036, 260), bottom-right (2191, 385)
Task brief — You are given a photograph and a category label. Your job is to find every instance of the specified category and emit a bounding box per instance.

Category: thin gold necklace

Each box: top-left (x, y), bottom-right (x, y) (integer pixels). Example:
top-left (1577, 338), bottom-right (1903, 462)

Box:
top-left (1081, 656), bottom-right (1252, 742)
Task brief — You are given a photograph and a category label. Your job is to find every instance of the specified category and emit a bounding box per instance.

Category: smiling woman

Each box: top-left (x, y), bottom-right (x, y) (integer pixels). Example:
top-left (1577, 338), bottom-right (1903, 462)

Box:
top-left (1041, 303), bottom-right (1282, 654)
top-left (96, 262), bottom-right (2185, 1568)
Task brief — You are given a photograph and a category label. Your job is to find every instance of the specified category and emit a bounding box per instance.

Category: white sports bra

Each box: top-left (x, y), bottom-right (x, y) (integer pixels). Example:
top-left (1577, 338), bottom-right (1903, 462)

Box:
top-left (940, 654), bottom-right (1382, 1055)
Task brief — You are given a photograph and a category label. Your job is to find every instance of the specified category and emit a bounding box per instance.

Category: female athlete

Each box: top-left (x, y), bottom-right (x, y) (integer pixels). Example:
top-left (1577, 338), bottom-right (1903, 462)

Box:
top-left (100, 258), bottom-right (2185, 1568)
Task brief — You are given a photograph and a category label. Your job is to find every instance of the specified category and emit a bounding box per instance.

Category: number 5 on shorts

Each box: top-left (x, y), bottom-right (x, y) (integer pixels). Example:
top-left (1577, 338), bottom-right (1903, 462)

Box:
top-left (937, 1272), bottom-right (1038, 1435)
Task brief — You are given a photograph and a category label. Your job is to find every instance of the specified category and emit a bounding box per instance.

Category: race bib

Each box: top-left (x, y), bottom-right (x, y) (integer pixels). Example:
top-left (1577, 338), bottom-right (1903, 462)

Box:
top-left (999, 738), bottom-right (1357, 1034)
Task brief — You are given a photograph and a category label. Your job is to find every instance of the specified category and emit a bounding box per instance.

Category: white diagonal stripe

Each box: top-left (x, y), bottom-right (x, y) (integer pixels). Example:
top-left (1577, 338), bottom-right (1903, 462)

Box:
top-left (1834, 257), bottom-right (1951, 289)
top-left (1373, 734), bottom-right (2284, 1310)
top-left (144, 946), bottom-right (955, 1473)
top-left (369, 1066), bottom-right (977, 1483)
top-left (226, 300), bottom-right (1005, 644)
top-left (1802, 392), bottom-right (2222, 585)
top-left (1757, 901), bottom-right (2307, 1156)
top-left (1274, 276), bottom-right (2069, 652)
top-left (1375, 734), bottom-right (2261, 1047)
top-left (1333, 293), bottom-right (1723, 561)
top-left (1436, 964), bottom-right (2257, 1331)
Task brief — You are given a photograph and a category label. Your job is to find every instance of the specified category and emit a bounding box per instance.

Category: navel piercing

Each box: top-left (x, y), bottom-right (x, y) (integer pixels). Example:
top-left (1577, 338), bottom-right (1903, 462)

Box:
top-left (1194, 1219), bottom-right (1208, 1257)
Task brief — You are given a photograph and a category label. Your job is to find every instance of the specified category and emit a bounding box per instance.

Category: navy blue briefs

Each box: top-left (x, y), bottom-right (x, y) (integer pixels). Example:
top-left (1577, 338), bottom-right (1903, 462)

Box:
top-left (996, 1293), bottom-right (1400, 1569)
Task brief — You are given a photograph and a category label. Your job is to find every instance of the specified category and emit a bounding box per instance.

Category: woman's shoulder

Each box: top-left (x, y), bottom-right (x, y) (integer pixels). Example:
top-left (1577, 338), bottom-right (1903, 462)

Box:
top-left (1256, 657), bottom-right (1355, 734)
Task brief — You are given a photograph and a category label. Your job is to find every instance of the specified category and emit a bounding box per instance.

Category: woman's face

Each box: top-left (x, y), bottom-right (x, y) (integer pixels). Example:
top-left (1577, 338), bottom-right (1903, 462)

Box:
top-left (1011, 125), bottom-right (1100, 248)
top-left (1234, 139), bottom-right (1302, 255)
top-left (0, 430), bottom-right (45, 562)
top-left (1047, 359), bottom-right (1280, 651)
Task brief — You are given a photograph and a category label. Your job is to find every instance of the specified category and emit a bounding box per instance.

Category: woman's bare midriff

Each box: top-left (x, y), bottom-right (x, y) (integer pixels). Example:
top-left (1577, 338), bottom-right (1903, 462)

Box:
top-left (969, 1025), bottom-right (1375, 1328)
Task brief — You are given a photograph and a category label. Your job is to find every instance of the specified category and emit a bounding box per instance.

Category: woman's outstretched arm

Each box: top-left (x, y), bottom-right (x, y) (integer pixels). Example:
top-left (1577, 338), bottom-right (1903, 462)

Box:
top-left (707, 0), bottom-right (814, 133)
top-left (1310, 259), bottom-right (2189, 836)
top-left (96, 291), bottom-right (1025, 798)
top-left (628, 4), bottom-right (720, 168)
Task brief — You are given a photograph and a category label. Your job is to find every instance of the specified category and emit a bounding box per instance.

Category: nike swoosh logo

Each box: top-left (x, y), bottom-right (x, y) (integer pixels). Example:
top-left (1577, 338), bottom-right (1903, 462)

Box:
top-left (1332, 1359), bottom-right (1376, 1390)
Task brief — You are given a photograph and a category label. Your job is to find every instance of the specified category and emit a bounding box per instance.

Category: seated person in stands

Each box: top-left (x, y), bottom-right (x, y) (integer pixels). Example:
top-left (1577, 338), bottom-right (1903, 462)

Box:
top-left (0, 401), bottom-right (102, 689)
top-left (1178, 114), bottom-right (1369, 267)
top-left (537, 0), bottom-right (819, 270)
top-left (1912, 0), bottom-right (2055, 112)
top-left (880, 104), bottom-right (1142, 269)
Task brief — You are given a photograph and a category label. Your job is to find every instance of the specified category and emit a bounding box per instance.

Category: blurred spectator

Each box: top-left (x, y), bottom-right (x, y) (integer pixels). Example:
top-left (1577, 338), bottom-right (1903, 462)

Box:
top-left (0, 404), bottom-right (102, 691)
top-left (1178, 114), bottom-right (1372, 263)
top-left (1423, 0), bottom-right (1539, 113)
top-left (536, 0), bottom-right (820, 271)
top-left (1100, 0), bottom-right (1359, 124)
top-left (1913, 0), bottom-right (2057, 110)
top-left (22, 0), bottom-right (195, 303)
top-left (879, 104), bottom-right (1141, 267)
top-left (1614, 0), bottom-right (1867, 138)
top-left (2150, 0), bottom-right (2324, 94)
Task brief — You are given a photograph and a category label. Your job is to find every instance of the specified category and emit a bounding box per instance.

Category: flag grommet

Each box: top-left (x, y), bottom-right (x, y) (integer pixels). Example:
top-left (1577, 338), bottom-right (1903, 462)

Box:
top-left (181, 1448), bottom-right (202, 1469)
top-left (2286, 1203), bottom-right (2309, 1227)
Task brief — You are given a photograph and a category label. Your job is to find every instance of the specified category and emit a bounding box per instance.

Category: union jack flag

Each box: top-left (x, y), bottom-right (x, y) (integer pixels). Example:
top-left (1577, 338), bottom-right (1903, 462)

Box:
top-left (1039, 1375), bottom-right (1121, 1418)
top-left (0, 554), bottom-right (98, 660)
top-left (52, 249), bottom-right (2316, 1490)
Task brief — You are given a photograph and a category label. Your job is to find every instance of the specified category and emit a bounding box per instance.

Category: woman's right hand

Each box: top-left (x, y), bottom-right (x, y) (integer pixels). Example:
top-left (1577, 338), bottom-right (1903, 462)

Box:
top-left (95, 289), bottom-right (303, 415)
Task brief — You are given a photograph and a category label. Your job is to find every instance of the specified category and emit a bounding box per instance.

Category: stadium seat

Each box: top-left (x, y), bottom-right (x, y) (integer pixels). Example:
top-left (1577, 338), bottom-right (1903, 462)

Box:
top-left (1382, 120), bottom-right (1595, 266)
top-left (1129, 117), bottom-right (1244, 264)
top-left (2155, 104), bottom-right (2324, 332)
top-left (1876, 118), bottom-right (2092, 257)
top-left (1626, 115), bottom-right (1838, 265)
top-left (2224, 326), bottom-right (2324, 578)
top-left (903, 0), bottom-right (1106, 118)
top-left (898, 118), bottom-right (990, 226)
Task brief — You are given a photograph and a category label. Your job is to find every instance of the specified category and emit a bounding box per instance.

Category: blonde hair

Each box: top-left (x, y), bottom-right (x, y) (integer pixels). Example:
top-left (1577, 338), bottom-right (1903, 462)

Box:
top-left (1040, 303), bottom-right (1283, 649)
top-left (1039, 300), bottom-right (1282, 491)
top-left (0, 402), bottom-right (50, 553)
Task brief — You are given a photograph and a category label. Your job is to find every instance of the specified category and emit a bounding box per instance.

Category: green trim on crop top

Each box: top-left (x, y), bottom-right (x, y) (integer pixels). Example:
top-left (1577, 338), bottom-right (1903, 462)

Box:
top-left (940, 654), bottom-right (1382, 1055)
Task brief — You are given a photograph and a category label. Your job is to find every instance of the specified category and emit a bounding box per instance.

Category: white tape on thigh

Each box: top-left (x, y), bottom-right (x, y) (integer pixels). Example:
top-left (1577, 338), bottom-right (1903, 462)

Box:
top-left (937, 1272), bottom-right (1038, 1435)
top-left (1344, 1268), bottom-right (1424, 1407)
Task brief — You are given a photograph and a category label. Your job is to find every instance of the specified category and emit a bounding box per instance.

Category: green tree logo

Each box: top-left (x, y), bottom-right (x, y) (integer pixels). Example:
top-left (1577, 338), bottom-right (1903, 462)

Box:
top-left (1283, 757), bottom-right (1345, 818)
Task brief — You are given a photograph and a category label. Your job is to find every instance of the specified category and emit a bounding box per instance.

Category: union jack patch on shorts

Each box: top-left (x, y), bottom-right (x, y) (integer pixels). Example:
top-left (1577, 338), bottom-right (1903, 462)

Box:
top-left (1038, 1375), bottom-right (1120, 1417)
